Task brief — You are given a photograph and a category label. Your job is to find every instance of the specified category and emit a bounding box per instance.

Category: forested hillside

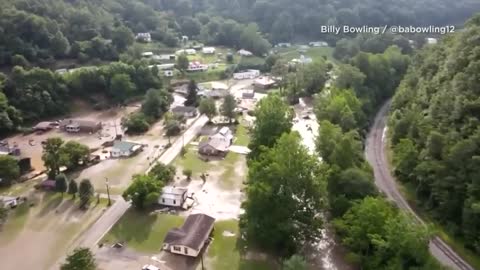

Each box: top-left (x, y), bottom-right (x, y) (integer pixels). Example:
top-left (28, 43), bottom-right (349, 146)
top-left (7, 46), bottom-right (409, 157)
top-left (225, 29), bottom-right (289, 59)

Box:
top-left (389, 14), bottom-right (480, 255)
top-left (2, 0), bottom-right (480, 66)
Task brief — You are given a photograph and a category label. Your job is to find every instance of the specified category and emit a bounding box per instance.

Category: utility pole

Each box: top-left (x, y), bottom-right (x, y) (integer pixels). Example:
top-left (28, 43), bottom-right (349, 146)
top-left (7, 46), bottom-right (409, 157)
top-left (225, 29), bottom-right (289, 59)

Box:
top-left (105, 177), bottom-right (111, 206)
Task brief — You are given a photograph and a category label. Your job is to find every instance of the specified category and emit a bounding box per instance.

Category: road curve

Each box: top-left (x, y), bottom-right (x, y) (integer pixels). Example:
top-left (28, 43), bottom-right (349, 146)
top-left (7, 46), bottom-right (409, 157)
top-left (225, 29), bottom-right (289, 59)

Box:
top-left (365, 101), bottom-right (475, 270)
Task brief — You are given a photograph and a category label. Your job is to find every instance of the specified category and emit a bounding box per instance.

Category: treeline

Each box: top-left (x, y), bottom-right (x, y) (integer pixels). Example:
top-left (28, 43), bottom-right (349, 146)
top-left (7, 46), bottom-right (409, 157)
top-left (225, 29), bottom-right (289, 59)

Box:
top-left (0, 62), bottom-right (163, 136)
top-left (153, 0), bottom-right (479, 43)
top-left (389, 14), bottom-right (480, 254)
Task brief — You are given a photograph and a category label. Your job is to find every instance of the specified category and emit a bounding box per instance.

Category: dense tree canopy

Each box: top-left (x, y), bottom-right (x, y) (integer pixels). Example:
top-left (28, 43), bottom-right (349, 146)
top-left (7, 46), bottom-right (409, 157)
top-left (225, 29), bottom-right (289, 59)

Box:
top-left (389, 15), bottom-right (480, 254)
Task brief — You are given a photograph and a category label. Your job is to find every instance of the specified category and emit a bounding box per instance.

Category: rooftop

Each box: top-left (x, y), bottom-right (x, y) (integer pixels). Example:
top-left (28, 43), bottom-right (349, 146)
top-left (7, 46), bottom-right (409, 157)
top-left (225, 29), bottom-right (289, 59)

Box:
top-left (112, 140), bottom-right (139, 152)
top-left (172, 106), bottom-right (197, 114)
top-left (163, 213), bottom-right (215, 250)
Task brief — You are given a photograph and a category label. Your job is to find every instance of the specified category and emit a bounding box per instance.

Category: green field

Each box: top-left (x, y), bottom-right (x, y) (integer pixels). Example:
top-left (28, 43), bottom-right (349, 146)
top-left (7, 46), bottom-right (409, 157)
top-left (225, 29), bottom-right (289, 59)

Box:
top-left (102, 211), bottom-right (185, 253)
top-left (206, 220), bottom-right (275, 270)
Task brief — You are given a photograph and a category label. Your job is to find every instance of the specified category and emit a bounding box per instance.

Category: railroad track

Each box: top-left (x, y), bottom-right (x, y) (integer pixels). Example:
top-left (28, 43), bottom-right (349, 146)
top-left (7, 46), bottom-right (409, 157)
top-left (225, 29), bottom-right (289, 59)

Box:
top-left (366, 101), bottom-right (475, 270)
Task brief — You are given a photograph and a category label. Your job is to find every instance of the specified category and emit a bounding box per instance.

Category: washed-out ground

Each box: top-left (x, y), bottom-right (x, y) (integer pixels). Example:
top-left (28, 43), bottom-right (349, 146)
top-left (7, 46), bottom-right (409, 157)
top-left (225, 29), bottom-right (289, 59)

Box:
top-left (0, 192), bottom-right (108, 270)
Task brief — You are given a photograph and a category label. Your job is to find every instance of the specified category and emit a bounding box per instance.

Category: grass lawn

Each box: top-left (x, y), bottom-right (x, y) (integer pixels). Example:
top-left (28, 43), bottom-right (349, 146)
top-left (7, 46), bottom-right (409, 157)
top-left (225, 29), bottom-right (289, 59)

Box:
top-left (235, 123), bottom-right (250, 147)
top-left (102, 211), bottom-right (185, 253)
top-left (219, 152), bottom-right (242, 190)
top-left (206, 220), bottom-right (275, 270)
top-left (175, 147), bottom-right (212, 174)
top-left (1, 202), bottom-right (30, 242)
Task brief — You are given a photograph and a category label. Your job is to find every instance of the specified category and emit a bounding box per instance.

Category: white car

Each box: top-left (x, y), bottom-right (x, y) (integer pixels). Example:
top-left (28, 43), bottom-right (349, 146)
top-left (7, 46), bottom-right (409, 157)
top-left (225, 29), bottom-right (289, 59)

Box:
top-left (142, 265), bottom-right (159, 270)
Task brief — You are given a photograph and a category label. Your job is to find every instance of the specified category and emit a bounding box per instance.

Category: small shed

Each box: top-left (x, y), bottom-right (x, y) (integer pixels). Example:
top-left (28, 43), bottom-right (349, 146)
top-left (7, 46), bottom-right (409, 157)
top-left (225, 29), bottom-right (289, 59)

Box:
top-left (158, 186), bottom-right (188, 207)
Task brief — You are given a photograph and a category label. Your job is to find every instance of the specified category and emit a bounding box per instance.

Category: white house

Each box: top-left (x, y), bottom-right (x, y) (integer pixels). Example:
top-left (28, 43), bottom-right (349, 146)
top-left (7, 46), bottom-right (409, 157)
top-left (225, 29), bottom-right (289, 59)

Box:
top-left (159, 54), bottom-right (176, 61)
top-left (110, 141), bottom-right (143, 158)
top-left (426, 37), bottom-right (438, 45)
top-left (136, 33), bottom-right (152, 42)
top-left (141, 52), bottom-right (154, 57)
top-left (177, 49), bottom-right (196, 55)
top-left (309, 41), bottom-right (328, 47)
top-left (237, 49), bottom-right (253, 56)
top-left (163, 214), bottom-right (215, 257)
top-left (154, 63), bottom-right (175, 70)
top-left (187, 61), bottom-right (208, 72)
top-left (202, 47), bottom-right (216, 54)
top-left (158, 186), bottom-right (188, 207)
top-left (233, 69), bottom-right (260, 80)
top-left (275, 42), bottom-right (291, 48)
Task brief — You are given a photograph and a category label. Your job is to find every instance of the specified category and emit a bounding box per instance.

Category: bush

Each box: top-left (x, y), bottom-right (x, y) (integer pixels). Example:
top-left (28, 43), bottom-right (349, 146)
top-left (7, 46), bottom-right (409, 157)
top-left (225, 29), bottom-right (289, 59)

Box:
top-left (182, 169), bottom-right (192, 181)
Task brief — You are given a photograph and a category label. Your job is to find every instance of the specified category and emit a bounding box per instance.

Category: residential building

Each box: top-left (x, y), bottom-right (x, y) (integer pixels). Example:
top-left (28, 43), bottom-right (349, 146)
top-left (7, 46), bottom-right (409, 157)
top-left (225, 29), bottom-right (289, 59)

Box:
top-left (141, 52), bottom-right (154, 57)
top-left (309, 41), bottom-right (328, 47)
top-left (253, 76), bottom-right (276, 91)
top-left (158, 186), bottom-right (188, 207)
top-left (198, 127), bottom-right (233, 156)
top-left (237, 49), bottom-right (253, 56)
top-left (163, 213), bottom-right (215, 257)
top-left (136, 33), bottom-right (152, 42)
top-left (187, 61), bottom-right (208, 72)
top-left (158, 54), bottom-right (176, 61)
top-left (33, 121), bottom-right (56, 132)
top-left (59, 119), bottom-right (102, 133)
top-left (275, 42), bottom-right (291, 48)
top-left (426, 37), bottom-right (438, 45)
top-left (202, 47), bottom-right (216, 54)
top-left (110, 141), bottom-right (143, 158)
top-left (290, 55), bottom-right (313, 65)
top-left (233, 69), bottom-right (260, 80)
top-left (154, 63), bottom-right (175, 70)
top-left (177, 49), bottom-right (196, 55)
top-left (172, 106), bottom-right (198, 118)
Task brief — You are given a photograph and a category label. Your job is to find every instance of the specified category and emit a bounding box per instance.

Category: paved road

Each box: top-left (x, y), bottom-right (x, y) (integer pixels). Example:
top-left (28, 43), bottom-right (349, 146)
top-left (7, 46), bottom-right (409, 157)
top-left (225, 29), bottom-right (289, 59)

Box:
top-left (365, 101), bottom-right (475, 270)
top-left (51, 115), bottom-right (209, 269)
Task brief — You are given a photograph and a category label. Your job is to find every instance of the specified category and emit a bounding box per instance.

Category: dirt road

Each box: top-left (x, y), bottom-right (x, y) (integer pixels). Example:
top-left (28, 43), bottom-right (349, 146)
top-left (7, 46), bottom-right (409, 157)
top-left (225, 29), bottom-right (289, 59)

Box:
top-left (365, 101), bottom-right (474, 270)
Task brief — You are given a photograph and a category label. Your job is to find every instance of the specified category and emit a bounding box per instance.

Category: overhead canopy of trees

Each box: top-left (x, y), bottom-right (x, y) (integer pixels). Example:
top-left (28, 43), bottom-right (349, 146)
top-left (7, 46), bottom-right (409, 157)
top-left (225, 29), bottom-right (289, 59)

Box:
top-left (123, 174), bottom-right (163, 209)
top-left (241, 132), bottom-right (326, 256)
top-left (389, 15), bottom-right (480, 254)
top-left (61, 247), bottom-right (96, 270)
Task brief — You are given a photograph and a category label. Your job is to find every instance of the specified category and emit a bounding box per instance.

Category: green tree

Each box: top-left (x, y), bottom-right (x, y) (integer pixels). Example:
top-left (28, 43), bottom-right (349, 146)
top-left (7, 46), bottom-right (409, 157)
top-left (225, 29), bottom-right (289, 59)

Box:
top-left (78, 179), bottom-right (94, 209)
top-left (11, 54), bottom-right (29, 67)
top-left (282, 255), bottom-right (308, 270)
top-left (393, 138), bottom-right (418, 180)
top-left (199, 98), bottom-right (217, 121)
top-left (248, 95), bottom-right (293, 159)
top-left (68, 180), bottom-right (78, 199)
top-left (122, 112), bottom-right (150, 133)
top-left (109, 73), bottom-right (136, 104)
top-left (184, 80), bottom-right (198, 107)
top-left (142, 89), bottom-right (171, 119)
top-left (60, 141), bottom-right (90, 169)
top-left (176, 53), bottom-right (189, 73)
top-left (55, 173), bottom-right (68, 195)
top-left (0, 155), bottom-right (20, 186)
top-left (61, 247), bottom-right (96, 270)
top-left (221, 94), bottom-right (236, 123)
top-left (42, 137), bottom-right (65, 178)
top-left (112, 26), bottom-right (134, 50)
top-left (183, 169), bottom-right (192, 181)
top-left (301, 61), bottom-right (328, 96)
top-left (51, 31), bottom-right (70, 57)
top-left (148, 163), bottom-right (176, 183)
top-left (123, 174), bottom-right (162, 209)
top-left (334, 64), bottom-right (366, 93)
top-left (241, 132), bottom-right (326, 255)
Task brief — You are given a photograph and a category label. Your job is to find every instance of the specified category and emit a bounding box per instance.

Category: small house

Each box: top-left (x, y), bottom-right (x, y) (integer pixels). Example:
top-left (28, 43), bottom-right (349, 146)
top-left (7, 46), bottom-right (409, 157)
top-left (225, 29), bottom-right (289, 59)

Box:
top-left (237, 49), bottom-right (253, 56)
top-left (198, 127), bottom-right (233, 157)
top-left (172, 106), bottom-right (197, 118)
top-left (253, 76), bottom-right (276, 91)
top-left (233, 69), bottom-right (260, 80)
top-left (275, 43), bottom-right (291, 48)
top-left (141, 52), bottom-right (154, 58)
top-left (426, 37), bottom-right (438, 45)
top-left (136, 33), bottom-right (152, 42)
top-left (202, 47), bottom-right (216, 54)
top-left (155, 63), bottom-right (175, 70)
top-left (309, 41), bottom-right (328, 47)
top-left (158, 186), bottom-right (188, 207)
top-left (187, 61), bottom-right (208, 72)
top-left (110, 141), bottom-right (143, 158)
top-left (33, 121), bottom-right (57, 132)
top-left (163, 213), bottom-right (215, 257)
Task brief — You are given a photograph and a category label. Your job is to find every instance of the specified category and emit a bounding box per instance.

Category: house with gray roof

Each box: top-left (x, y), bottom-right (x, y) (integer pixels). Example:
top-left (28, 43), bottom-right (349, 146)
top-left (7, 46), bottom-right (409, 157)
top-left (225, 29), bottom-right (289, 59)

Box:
top-left (110, 140), bottom-right (143, 158)
top-left (163, 213), bottom-right (215, 257)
